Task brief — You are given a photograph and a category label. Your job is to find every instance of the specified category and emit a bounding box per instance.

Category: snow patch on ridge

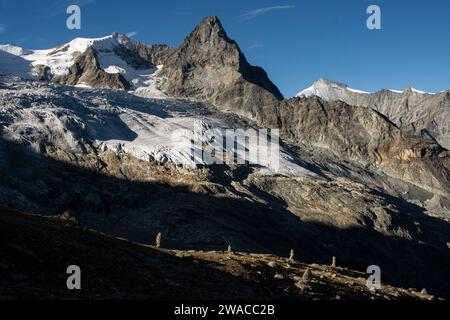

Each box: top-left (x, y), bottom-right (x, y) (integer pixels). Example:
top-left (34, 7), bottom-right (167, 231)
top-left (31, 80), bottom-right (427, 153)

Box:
top-left (296, 79), bottom-right (370, 100)
top-left (296, 79), bottom-right (436, 100)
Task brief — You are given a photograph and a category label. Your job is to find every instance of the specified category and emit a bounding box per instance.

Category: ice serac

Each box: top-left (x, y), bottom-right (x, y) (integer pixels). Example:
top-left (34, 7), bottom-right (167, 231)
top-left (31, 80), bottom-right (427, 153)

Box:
top-left (159, 16), bottom-right (283, 124)
top-left (297, 79), bottom-right (450, 150)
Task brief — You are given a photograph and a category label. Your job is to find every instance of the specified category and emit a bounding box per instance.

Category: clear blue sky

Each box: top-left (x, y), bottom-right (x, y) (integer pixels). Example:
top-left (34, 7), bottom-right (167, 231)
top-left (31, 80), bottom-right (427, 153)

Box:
top-left (1, 0), bottom-right (449, 97)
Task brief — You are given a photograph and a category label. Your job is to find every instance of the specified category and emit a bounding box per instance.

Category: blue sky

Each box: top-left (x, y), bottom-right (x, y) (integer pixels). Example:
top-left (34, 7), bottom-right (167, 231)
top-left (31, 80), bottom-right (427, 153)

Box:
top-left (0, 0), bottom-right (449, 97)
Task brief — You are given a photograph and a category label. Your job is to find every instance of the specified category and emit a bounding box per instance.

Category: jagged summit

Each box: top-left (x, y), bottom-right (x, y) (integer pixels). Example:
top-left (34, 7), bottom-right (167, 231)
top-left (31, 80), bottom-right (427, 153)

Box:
top-left (178, 15), bottom-right (243, 58)
top-left (195, 16), bottom-right (224, 30)
top-left (196, 16), bottom-right (224, 30)
top-left (201, 15), bottom-right (221, 24)
top-left (185, 16), bottom-right (231, 45)
top-left (160, 16), bottom-right (283, 122)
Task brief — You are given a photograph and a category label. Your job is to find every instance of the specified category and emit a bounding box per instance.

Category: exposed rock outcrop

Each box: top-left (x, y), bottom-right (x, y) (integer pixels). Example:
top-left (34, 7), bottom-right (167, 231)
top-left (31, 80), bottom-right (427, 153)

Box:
top-left (32, 64), bottom-right (51, 81)
top-left (113, 32), bottom-right (175, 66)
top-left (52, 47), bottom-right (131, 89)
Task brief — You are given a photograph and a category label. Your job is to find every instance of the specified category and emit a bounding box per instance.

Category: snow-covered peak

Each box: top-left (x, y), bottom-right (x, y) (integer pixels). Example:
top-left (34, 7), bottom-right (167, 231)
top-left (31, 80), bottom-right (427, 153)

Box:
top-left (0, 34), bottom-right (168, 99)
top-left (0, 34), bottom-right (126, 77)
top-left (25, 35), bottom-right (121, 76)
top-left (296, 79), bottom-right (370, 100)
top-left (61, 35), bottom-right (120, 53)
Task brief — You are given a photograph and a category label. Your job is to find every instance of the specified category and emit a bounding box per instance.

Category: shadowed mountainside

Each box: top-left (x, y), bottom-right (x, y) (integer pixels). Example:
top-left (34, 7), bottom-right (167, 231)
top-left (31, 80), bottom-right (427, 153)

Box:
top-left (0, 208), bottom-right (436, 300)
top-left (0, 137), bottom-right (449, 298)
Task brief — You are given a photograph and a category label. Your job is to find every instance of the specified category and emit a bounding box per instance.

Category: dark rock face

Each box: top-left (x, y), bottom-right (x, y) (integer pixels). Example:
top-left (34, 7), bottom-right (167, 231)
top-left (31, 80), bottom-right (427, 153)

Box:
top-left (132, 43), bottom-right (174, 66)
top-left (159, 16), bottom-right (283, 123)
top-left (52, 47), bottom-right (131, 90)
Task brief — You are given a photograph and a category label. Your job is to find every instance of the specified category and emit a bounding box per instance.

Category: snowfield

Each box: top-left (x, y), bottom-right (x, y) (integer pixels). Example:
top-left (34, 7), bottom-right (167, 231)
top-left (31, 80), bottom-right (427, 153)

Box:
top-left (0, 75), bottom-right (317, 177)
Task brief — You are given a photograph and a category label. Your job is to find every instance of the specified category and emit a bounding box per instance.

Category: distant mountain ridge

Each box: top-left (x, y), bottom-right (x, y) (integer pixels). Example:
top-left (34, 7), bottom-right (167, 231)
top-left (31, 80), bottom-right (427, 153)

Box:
top-left (297, 79), bottom-right (450, 149)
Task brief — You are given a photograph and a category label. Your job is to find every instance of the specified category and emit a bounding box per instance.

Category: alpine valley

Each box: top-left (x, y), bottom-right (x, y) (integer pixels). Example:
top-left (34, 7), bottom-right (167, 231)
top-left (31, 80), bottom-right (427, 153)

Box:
top-left (0, 16), bottom-right (449, 300)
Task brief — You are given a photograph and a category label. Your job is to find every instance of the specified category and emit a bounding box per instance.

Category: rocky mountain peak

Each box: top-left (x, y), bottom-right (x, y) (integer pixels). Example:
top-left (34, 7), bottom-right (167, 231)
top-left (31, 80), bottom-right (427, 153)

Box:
top-left (187, 16), bottom-right (229, 44)
top-left (179, 15), bottom-right (236, 57)
top-left (159, 16), bottom-right (283, 122)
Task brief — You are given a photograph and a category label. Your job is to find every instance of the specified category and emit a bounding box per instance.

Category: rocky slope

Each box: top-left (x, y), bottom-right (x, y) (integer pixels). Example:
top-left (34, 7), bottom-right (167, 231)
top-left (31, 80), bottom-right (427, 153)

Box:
top-left (52, 46), bottom-right (131, 89)
top-left (112, 32), bottom-right (175, 66)
top-left (0, 208), bottom-right (435, 300)
top-left (275, 97), bottom-right (450, 199)
top-left (297, 79), bottom-right (450, 149)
